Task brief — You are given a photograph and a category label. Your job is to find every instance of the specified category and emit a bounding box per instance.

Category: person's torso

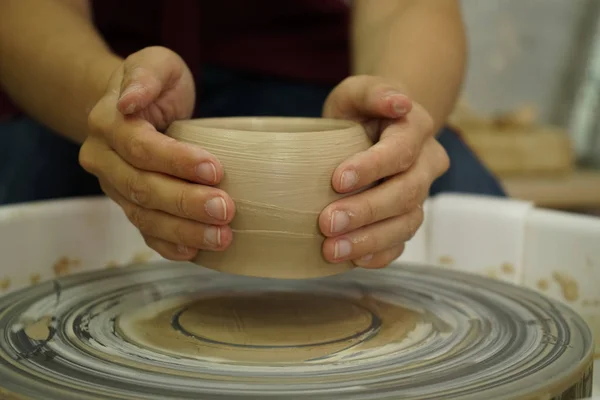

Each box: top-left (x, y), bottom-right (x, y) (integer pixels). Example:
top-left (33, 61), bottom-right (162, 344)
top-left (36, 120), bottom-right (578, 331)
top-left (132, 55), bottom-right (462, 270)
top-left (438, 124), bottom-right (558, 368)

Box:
top-left (93, 0), bottom-right (350, 84)
top-left (0, 0), bottom-right (351, 120)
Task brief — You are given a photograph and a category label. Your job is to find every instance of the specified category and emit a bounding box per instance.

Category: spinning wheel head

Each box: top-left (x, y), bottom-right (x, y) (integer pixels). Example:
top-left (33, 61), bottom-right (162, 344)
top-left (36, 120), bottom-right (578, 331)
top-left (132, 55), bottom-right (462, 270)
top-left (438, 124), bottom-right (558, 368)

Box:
top-left (0, 262), bottom-right (594, 399)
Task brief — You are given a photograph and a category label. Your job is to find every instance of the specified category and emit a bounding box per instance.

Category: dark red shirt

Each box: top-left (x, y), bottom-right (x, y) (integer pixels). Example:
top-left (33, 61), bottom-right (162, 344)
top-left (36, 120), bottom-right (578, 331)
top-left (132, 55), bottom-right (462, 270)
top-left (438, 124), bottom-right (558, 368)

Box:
top-left (0, 0), bottom-right (351, 120)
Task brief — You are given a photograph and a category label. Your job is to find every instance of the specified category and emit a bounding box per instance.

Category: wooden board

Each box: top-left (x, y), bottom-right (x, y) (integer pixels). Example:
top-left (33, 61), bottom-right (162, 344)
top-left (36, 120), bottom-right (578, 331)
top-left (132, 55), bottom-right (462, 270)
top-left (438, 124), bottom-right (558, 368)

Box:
top-left (503, 170), bottom-right (600, 209)
top-left (449, 102), bottom-right (576, 177)
top-left (460, 126), bottom-right (575, 177)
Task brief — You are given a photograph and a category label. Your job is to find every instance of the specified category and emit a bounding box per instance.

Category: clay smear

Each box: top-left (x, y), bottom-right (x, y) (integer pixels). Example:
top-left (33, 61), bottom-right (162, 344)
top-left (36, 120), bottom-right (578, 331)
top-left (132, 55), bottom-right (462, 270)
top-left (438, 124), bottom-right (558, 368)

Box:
top-left (552, 272), bottom-right (579, 302)
top-left (24, 316), bottom-right (53, 341)
top-left (117, 292), bottom-right (419, 364)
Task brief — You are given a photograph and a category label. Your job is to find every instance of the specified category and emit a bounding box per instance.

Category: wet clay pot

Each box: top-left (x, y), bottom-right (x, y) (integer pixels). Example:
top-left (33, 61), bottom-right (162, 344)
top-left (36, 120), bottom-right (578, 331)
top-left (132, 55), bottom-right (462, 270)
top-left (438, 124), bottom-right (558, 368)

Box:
top-left (166, 117), bottom-right (372, 279)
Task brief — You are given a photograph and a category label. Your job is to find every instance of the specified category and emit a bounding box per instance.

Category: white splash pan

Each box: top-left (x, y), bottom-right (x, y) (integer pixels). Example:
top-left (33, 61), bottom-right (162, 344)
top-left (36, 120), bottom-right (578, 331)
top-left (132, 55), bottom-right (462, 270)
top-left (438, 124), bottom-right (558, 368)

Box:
top-left (0, 193), bottom-right (598, 396)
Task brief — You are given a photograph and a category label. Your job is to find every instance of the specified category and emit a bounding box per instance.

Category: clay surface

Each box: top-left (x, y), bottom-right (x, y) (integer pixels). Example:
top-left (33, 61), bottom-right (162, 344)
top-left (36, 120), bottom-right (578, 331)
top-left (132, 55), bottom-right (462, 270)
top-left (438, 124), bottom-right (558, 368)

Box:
top-left (166, 117), bottom-right (372, 279)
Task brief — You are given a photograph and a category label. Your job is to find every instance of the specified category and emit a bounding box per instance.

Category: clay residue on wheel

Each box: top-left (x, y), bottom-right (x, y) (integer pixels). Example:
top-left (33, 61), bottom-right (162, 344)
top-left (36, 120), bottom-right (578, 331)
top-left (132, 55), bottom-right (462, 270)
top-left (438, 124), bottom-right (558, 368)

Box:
top-left (500, 263), bottom-right (514, 275)
top-left (52, 256), bottom-right (81, 277)
top-left (129, 251), bottom-right (154, 265)
top-left (24, 316), bottom-right (53, 341)
top-left (0, 277), bottom-right (10, 291)
top-left (551, 271), bottom-right (579, 302)
top-left (116, 292), bottom-right (421, 364)
top-left (104, 261), bottom-right (119, 269)
top-left (438, 256), bottom-right (454, 266)
top-left (29, 273), bottom-right (41, 285)
top-left (536, 279), bottom-right (549, 291)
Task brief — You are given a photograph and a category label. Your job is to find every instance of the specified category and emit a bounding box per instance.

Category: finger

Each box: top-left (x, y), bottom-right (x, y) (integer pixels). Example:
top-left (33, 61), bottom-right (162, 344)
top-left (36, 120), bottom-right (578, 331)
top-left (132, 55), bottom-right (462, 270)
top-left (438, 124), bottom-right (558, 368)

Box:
top-left (113, 119), bottom-right (222, 185)
top-left (88, 94), bottom-right (220, 185)
top-left (331, 104), bottom-right (435, 193)
top-left (90, 145), bottom-right (234, 223)
top-left (321, 138), bottom-right (447, 236)
top-left (323, 75), bottom-right (413, 120)
top-left (104, 146), bottom-right (234, 223)
top-left (352, 244), bottom-right (406, 269)
top-left (100, 179), bottom-right (233, 251)
top-left (117, 47), bottom-right (192, 116)
top-left (143, 235), bottom-right (199, 261)
top-left (322, 206), bottom-right (424, 263)
top-left (85, 142), bottom-right (234, 224)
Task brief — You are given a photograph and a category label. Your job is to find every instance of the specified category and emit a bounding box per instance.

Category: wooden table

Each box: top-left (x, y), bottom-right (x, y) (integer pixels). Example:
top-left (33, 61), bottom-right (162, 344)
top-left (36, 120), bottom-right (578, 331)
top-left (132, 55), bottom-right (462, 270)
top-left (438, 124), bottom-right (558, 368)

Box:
top-left (502, 170), bottom-right (600, 210)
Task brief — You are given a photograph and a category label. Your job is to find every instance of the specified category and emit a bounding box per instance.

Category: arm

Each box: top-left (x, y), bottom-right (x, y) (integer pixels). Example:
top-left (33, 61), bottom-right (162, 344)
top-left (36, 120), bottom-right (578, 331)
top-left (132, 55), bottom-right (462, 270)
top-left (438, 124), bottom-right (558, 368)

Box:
top-left (1, 0), bottom-right (233, 261)
top-left (0, 0), bottom-right (122, 143)
top-left (350, 0), bottom-right (467, 132)
top-left (319, 0), bottom-right (459, 269)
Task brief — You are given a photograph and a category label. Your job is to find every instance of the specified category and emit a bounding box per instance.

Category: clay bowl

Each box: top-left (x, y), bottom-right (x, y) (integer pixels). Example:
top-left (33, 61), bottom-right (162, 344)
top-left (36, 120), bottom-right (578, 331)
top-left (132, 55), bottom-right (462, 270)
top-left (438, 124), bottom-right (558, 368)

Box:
top-left (166, 117), bottom-right (372, 279)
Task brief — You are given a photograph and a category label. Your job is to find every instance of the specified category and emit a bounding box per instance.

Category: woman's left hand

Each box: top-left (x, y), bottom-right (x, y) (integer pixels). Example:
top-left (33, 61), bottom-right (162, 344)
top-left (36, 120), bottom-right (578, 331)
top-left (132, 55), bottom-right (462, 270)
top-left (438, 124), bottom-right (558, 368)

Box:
top-left (319, 75), bottom-right (450, 268)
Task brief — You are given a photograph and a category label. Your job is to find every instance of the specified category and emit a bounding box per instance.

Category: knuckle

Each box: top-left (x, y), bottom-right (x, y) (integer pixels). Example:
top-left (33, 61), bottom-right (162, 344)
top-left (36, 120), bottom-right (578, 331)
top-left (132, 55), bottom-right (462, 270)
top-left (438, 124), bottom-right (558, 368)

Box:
top-left (420, 111), bottom-right (435, 136)
top-left (371, 256), bottom-right (391, 269)
top-left (392, 243), bottom-right (407, 261)
top-left (366, 233), bottom-right (381, 253)
top-left (363, 196), bottom-right (379, 224)
top-left (126, 204), bottom-right (155, 234)
top-left (172, 223), bottom-right (191, 246)
top-left (142, 234), bottom-right (154, 249)
top-left (407, 207), bottom-right (425, 239)
top-left (175, 188), bottom-right (193, 218)
top-left (402, 181), bottom-right (421, 210)
top-left (125, 173), bottom-right (151, 206)
top-left (100, 182), bottom-right (114, 198)
top-left (86, 105), bottom-right (102, 132)
top-left (124, 134), bottom-right (151, 166)
top-left (395, 138), bottom-right (417, 172)
top-left (436, 142), bottom-right (451, 173)
top-left (144, 45), bottom-right (178, 61)
top-left (141, 236), bottom-right (174, 260)
top-left (166, 147), bottom-right (190, 177)
top-left (343, 74), bottom-right (366, 87)
top-left (123, 67), bottom-right (145, 88)
top-left (371, 148), bottom-right (388, 179)
top-left (78, 142), bottom-right (96, 173)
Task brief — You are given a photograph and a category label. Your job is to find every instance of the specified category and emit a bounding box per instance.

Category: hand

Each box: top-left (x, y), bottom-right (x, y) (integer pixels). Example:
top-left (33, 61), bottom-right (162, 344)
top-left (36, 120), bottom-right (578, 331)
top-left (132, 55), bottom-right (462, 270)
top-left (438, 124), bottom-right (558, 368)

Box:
top-left (79, 46), bottom-right (235, 261)
top-left (319, 75), bottom-right (450, 268)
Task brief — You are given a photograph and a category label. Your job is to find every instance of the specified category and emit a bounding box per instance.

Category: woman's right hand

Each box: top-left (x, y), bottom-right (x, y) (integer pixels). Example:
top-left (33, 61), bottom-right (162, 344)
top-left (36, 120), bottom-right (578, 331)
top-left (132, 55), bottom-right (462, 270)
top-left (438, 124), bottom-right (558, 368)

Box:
top-left (79, 46), bottom-right (235, 261)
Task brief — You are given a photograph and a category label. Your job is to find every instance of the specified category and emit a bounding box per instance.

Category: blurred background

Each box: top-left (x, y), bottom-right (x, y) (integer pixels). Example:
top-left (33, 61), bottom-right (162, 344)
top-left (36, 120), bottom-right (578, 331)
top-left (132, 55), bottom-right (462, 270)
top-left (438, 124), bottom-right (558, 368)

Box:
top-left (452, 0), bottom-right (600, 214)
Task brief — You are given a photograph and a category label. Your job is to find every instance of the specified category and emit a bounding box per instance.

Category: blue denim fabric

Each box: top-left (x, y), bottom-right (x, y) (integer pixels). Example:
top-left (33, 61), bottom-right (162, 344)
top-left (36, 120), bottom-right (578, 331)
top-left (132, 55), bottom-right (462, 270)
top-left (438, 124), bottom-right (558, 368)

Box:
top-left (0, 66), bottom-right (505, 205)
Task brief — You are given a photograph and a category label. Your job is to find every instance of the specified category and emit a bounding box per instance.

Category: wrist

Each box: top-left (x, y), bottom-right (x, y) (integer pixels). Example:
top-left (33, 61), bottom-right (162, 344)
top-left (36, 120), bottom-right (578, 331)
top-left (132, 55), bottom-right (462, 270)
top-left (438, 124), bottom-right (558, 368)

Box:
top-left (86, 53), bottom-right (123, 113)
top-left (74, 53), bottom-right (123, 143)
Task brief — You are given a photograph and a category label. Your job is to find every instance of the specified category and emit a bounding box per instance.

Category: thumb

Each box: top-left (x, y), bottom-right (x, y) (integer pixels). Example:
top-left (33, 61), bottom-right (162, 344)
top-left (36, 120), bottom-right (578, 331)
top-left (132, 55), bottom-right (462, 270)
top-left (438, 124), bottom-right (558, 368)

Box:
top-left (116, 47), bottom-right (185, 115)
top-left (323, 75), bottom-right (413, 121)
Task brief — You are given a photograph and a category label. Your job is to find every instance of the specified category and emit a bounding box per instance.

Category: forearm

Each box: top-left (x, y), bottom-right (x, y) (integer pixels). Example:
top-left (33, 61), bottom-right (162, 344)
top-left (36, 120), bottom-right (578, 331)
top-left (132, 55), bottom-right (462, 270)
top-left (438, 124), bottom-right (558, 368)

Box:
top-left (0, 0), bottom-right (122, 143)
top-left (351, 0), bottom-right (466, 132)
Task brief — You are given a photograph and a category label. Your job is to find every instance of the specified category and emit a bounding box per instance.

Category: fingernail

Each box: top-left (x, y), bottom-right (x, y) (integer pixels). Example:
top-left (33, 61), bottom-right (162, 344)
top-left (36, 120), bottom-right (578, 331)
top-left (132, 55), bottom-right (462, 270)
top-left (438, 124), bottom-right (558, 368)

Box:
top-left (123, 103), bottom-right (137, 114)
top-left (197, 162), bottom-right (217, 183)
top-left (392, 101), bottom-right (408, 116)
top-left (340, 170), bottom-right (358, 191)
top-left (383, 91), bottom-right (410, 116)
top-left (330, 210), bottom-right (350, 233)
top-left (334, 239), bottom-right (352, 259)
top-left (205, 197), bottom-right (227, 220)
top-left (177, 244), bottom-right (192, 254)
top-left (119, 84), bottom-right (142, 102)
top-left (358, 254), bottom-right (373, 262)
top-left (204, 226), bottom-right (221, 247)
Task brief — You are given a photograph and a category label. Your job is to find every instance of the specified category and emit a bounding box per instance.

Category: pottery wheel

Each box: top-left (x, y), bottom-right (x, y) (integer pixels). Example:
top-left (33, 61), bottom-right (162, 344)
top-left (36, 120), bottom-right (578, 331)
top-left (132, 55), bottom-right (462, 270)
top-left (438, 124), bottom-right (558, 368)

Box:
top-left (0, 262), bottom-right (594, 399)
